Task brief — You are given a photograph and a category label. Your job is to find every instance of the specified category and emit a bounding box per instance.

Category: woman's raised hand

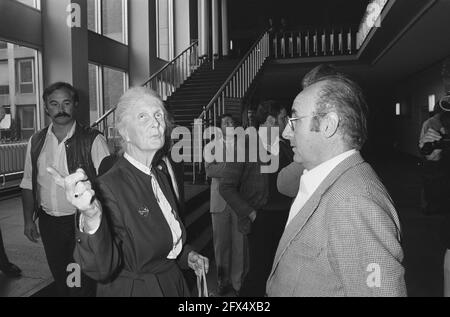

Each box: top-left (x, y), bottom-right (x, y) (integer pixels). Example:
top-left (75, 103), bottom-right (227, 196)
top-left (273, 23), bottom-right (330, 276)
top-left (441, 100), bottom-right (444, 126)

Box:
top-left (47, 167), bottom-right (99, 218)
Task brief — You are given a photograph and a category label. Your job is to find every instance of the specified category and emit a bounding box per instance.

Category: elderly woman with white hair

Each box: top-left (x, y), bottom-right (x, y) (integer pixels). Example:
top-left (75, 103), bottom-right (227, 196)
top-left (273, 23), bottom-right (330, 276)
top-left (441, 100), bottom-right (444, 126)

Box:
top-left (48, 87), bottom-right (209, 297)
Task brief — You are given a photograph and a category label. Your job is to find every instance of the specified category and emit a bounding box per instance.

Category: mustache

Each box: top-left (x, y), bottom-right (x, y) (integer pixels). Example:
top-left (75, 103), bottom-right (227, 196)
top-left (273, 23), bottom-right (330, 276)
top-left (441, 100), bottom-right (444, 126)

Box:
top-left (54, 112), bottom-right (71, 118)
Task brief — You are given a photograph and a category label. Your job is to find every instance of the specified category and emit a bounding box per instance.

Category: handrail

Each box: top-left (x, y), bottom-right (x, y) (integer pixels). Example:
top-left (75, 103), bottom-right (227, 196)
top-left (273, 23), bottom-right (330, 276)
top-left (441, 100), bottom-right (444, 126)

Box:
top-left (199, 31), bottom-right (269, 119)
top-left (92, 40), bottom-right (203, 135)
top-left (271, 27), bottom-right (358, 58)
top-left (92, 106), bottom-right (116, 128)
top-left (191, 31), bottom-right (270, 184)
top-left (143, 40), bottom-right (199, 86)
top-left (144, 40), bottom-right (203, 101)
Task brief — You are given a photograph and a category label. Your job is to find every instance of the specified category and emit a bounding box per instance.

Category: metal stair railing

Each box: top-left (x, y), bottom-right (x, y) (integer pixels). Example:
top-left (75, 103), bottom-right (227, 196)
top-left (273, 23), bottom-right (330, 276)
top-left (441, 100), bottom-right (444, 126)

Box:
top-left (92, 40), bottom-right (203, 141)
top-left (143, 40), bottom-right (203, 101)
top-left (191, 31), bottom-right (270, 183)
top-left (271, 26), bottom-right (358, 59)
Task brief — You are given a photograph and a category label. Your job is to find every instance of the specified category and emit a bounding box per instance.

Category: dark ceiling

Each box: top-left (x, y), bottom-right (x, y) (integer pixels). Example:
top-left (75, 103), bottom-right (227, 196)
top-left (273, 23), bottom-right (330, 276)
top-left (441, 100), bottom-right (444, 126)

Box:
top-left (229, 0), bottom-right (370, 35)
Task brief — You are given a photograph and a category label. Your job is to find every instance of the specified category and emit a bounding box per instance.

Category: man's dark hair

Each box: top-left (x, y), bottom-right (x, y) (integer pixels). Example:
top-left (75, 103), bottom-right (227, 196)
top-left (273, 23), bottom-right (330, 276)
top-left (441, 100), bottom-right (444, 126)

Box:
top-left (43, 82), bottom-right (79, 104)
top-left (255, 100), bottom-right (285, 128)
top-left (217, 113), bottom-right (234, 127)
top-left (313, 74), bottom-right (369, 150)
top-left (302, 64), bottom-right (341, 89)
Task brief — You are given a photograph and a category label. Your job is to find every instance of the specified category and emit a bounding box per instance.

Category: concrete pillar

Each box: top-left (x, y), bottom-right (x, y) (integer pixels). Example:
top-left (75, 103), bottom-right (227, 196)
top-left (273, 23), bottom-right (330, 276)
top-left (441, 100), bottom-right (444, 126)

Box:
top-left (7, 44), bottom-right (16, 120)
top-left (42, 0), bottom-right (90, 126)
top-left (129, 0), bottom-right (150, 86)
top-left (174, 0), bottom-right (191, 56)
top-left (221, 0), bottom-right (229, 56)
top-left (198, 0), bottom-right (209, 58)
top-left (212, 0), bottom-right (219, 58)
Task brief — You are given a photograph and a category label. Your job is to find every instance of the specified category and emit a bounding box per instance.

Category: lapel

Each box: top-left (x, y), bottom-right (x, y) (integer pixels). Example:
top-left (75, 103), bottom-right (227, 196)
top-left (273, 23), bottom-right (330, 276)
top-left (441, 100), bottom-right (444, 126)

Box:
top-left (268, 152), bottom-right (365, 282)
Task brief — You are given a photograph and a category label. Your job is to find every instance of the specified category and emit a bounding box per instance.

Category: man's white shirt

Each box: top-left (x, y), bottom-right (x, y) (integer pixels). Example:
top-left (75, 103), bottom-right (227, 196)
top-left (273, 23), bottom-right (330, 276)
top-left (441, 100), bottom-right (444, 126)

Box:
top-left (20, 122), bottom-right (110, 217)
top-left (286, 149), bottom-right (357, 226)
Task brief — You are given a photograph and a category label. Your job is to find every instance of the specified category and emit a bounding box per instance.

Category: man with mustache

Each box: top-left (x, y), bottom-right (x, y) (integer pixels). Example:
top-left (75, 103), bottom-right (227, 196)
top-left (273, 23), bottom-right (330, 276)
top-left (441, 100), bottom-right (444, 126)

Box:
top-left (20, 82), bottom-right (110, 296)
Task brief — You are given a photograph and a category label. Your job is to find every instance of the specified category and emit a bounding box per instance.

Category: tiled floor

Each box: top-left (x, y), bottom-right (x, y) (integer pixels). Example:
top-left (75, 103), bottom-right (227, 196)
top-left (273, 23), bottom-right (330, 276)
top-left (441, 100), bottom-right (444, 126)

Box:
top-left (0, 197), bottom-right (52, 297)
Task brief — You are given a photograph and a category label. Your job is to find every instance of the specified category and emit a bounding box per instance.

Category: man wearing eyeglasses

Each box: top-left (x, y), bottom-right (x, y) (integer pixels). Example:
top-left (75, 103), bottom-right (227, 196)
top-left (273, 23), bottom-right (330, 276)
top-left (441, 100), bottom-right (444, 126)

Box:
top-left (277, 64), bottom-right (341, 198)
top-left (266, 73), bottom-right (406, 297)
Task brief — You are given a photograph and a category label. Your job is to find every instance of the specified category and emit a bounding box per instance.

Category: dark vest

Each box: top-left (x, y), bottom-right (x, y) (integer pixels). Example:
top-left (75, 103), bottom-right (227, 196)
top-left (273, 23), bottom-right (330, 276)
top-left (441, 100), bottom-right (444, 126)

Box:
top-left (30, 122), bottom-right (101, 218)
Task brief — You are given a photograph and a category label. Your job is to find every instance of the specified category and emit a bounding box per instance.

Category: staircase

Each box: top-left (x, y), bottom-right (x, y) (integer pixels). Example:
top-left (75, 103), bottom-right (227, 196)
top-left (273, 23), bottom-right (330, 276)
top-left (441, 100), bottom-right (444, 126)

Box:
top-left (166, 59), bottom-right (240, 127)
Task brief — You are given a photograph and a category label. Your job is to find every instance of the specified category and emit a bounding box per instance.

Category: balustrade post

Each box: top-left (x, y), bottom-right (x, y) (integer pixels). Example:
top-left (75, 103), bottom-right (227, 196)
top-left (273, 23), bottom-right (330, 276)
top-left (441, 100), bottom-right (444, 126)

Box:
top-left (254, 51), bottom-right (257, 77)
top-left (246, 60), bottom-right (250, 90)
top-left (273, 35), bottom-right (278, 59)
top-left (330, 28), bottom-right (335, 55)
top-left (348, 27), bottom-right (352, 54)
top-left (322, 29), bottom-right (326, 56)
top-left (305, 32), bottom-right (310, 56)
top-left (221, 94), bottom-right (225, 114)
top-left (313, 30), bottom-right (318, 56)
top-left (241, 69), bottom-right (244, 97)
top-left (289, 32), bottom-right (293, 57)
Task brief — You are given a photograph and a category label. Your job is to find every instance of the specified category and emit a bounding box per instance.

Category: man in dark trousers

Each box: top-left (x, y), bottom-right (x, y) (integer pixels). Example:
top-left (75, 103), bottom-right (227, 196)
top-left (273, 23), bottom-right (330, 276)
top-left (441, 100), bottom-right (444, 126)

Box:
top-left (20, 82), bottom-right (110, 296)
top-left (219, 101), bottom-right (293, 297)
top-left (0, 228), bottom-right (21, 278)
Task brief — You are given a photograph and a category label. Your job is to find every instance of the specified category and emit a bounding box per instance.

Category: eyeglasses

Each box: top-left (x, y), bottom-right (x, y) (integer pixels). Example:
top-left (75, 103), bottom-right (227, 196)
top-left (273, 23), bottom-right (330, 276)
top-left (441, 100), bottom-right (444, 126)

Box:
top-left (286, 113), bottom-right (328, 131)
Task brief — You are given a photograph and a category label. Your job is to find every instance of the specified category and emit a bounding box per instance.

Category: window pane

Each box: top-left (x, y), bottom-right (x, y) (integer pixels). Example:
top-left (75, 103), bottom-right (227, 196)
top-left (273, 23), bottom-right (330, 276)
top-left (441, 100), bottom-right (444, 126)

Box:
top-left (87, 0), bottom-right (97, 32)
top-left (16, 59), bottom-right (34, 94)
top-left (14, 0), bottom-right (39, 9)
top-left (0, 61), bottom-right (9, 95)
top-left (157, 0), bottom-right (171, 61)
top-left (102, 0), bottom-right (125, 43)
top-left (89, 64), bottom-right (100, 125)
top-left (0, 86), bottom-right (9, 95)
top-left (0, 41), bottom-right (40, 143)
top-left (20, 61), bottom-right (33, 82)
top-left (103, 67), bottom-right (125, 113)
top-left (21, 107), bottom-right (35, 129)
top-left (20, 83), bottom-right (34, 94)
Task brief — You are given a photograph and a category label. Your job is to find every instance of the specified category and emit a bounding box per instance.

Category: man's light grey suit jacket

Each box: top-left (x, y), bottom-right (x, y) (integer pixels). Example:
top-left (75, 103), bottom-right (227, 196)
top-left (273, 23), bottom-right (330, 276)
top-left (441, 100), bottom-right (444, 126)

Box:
top-left (266, 152), bottom-right (407, 297)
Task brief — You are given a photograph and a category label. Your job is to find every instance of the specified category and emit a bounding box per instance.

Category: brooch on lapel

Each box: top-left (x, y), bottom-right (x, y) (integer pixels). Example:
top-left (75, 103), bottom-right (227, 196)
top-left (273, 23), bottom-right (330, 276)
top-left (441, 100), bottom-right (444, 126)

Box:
top-left (138, 206), bottom-right (150, 217)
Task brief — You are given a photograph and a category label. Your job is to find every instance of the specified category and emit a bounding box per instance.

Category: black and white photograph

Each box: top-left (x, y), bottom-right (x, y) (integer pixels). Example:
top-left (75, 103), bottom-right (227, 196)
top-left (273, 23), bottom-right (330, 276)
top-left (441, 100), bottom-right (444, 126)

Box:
top-left (0, 0), bottom-right (450, 300)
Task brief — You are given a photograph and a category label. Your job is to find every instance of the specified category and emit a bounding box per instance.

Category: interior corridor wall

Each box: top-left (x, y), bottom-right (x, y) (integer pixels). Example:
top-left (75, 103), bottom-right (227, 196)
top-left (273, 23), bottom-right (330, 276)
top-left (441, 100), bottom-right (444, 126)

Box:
top-left (393, 60), bottom-right (447, 158)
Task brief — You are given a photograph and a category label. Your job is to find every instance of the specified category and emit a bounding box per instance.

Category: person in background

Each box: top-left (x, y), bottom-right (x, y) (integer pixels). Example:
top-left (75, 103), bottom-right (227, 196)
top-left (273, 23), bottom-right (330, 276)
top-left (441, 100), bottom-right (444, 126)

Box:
top-left (20, 82), bottom-right (110, 296)
top-left (418, 100), bottom-right (450, 215)
top-left (205, 114), bottom-right (247, 296)
top-left (238, 100), bottom-right (293, 297)
top-left (218, 118), bottom-right (269, 297)
top-left (50, 87), bottom-right (209, 297)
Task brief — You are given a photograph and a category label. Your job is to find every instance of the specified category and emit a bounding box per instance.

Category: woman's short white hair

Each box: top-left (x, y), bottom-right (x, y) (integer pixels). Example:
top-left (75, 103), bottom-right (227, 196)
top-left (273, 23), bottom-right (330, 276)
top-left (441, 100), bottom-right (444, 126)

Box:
top-left (115, 87), bottom-right (169, 150)
top-left (116, 87), bottom-right (165, 133)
